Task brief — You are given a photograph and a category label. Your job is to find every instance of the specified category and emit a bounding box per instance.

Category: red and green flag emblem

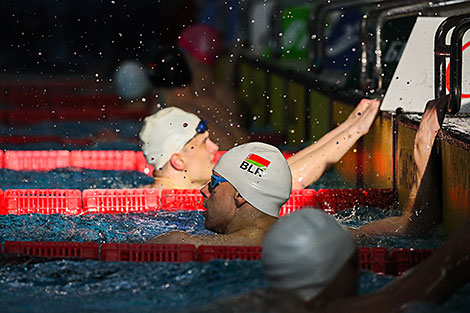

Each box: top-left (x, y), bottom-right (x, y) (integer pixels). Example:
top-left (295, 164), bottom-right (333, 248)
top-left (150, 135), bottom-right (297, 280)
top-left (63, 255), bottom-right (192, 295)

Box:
top-left (245, 154), bottom-right (271, 170)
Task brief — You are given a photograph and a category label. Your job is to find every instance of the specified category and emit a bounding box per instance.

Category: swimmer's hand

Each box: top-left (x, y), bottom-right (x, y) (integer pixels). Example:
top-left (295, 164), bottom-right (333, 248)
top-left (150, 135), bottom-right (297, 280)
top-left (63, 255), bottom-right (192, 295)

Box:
top-left (346, 98), bottom-right (382, 124)
top-left (414, 95), bottom-right (448, 180)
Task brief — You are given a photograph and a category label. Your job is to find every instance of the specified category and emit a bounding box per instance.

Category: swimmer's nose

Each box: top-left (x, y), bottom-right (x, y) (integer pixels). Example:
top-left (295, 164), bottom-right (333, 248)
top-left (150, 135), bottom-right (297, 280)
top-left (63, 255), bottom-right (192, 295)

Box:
top-left (207, 138), bottom-right (219, 153)
top-left (200, 183), bottom-right (210, 198)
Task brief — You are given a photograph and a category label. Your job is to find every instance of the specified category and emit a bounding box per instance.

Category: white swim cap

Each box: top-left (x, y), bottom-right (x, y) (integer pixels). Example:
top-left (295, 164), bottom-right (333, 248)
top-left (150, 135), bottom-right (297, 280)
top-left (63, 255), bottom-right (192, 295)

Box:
top-left (262, 209), bottom-right (356, 301)
top-left (213, 142), bottom-right (292, 217)
top-left (114, 60), bottom-right (152, 101)
top-left (139, 107), bottom-right (201, 169)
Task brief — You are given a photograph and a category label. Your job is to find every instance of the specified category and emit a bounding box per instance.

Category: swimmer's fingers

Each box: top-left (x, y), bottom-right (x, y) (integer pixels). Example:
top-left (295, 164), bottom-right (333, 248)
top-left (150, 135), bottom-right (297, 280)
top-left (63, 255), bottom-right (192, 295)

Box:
top-left (419, 95), bottom-right (449, 136)
top-left (424, 95), bottom-right (449, 126)
top-left (355, 99), bottom-right (381, 135)
top-left (347, 98), bottom-right (382, 122)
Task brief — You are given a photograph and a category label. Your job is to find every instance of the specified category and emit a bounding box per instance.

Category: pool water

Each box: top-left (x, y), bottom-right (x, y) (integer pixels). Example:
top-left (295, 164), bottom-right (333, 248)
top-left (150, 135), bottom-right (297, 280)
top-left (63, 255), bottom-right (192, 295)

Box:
top-left (0, 168), bottom-right (154, 190)
top-left (0, 167), bottom-right (350, 191)
top-left (0, 120), bottom-right (143, 151)
top-left (0, 259), bottom-right (266, 313)
top-left (0, 168), bottom-right (464, 312)
top-left (0, 209), bottom-right (444, 250)
top-left (0, 120), bottom-right (143, 141)
top-left (0, 208), bottom-right (456, 313)
top-left (0, 211), bottom-right (211, 243)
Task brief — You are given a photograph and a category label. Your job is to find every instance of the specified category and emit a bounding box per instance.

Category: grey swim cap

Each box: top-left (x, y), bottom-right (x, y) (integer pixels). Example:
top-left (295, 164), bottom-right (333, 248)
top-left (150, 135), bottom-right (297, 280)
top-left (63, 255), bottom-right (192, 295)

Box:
top-left (262, 209), bottom-right (356, 301)
top-left (213, 142), bottom-right (292, 217)
top-left (114, 60), bottom-right (152, 101)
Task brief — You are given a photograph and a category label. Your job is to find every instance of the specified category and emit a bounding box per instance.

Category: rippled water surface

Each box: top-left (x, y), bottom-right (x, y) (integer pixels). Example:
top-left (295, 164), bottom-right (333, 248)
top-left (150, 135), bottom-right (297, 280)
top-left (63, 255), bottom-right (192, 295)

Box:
top-left (0, 169), bottom-right (465, 312)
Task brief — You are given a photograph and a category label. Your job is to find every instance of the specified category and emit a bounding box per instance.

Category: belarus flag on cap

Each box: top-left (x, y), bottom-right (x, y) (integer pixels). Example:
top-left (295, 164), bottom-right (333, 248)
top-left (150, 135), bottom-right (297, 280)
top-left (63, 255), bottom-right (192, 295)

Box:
top-left (244, 154), bottom-right (271, 170)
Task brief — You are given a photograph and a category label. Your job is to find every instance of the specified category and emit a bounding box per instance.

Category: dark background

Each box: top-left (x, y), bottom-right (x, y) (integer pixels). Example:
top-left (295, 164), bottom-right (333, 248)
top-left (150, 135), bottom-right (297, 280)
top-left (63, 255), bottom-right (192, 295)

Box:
top-left (0, 0), bottom-right (199, 76)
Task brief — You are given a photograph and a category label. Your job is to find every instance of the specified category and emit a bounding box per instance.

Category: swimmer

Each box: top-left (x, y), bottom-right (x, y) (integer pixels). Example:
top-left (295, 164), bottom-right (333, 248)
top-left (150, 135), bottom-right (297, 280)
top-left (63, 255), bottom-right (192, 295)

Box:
top-left (287, 97), bottom-right (381, 189)
top-left (139, 107), bottom-right (219, 190)
top-left (193, 208), bottom-right (470, 313)
top-left (146, 95), bottom-right (447, 248)
top-left (140, 98), bottom-right (381, 190)
top-left (347, 95), bottom-right (447, 236)
top-left (149, 42), bottom-right (249, 149)
top-left (113, 27), bottom-right (249, 150)
top-left (147, 142), bottom-right (292, 247)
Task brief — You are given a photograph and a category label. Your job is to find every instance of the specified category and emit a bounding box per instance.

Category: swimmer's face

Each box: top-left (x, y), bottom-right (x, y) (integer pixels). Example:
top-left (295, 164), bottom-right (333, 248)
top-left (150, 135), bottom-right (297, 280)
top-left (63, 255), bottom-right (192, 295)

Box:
top-left (180, 131), bottom-right (219, 186)
top-left (200, 172), bottom-right (236, 233)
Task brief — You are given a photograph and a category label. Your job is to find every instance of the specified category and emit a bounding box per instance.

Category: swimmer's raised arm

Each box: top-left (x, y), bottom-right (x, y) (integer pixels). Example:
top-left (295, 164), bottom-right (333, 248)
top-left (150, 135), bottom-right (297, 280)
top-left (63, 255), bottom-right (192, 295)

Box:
top-left (290, 98), bottom-right (380, 160)
top-left (288, 99), bottom-right (381, 189)
top-left (349, 95), bottom-right (447, 236)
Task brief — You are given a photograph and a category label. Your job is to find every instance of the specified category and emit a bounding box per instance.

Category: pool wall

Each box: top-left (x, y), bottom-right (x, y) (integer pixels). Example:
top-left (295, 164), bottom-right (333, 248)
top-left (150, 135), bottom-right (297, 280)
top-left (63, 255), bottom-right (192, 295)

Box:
top-left (441, 132), bottom-right (470, 234)
top-left (235, 54), bottom-right (470, 235)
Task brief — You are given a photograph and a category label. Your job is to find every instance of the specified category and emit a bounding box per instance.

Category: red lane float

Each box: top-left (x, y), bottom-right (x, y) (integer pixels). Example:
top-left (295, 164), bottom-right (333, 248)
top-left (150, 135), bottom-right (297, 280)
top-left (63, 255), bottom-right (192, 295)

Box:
top-left (0, 150), bottom-right (297, 173)
top-left (317, 188), bottom-right (395, 213)
top-left (1, 189), bottom-right (81, 215)
top-left (0, 240), bottom-right (433, 275)
top-left (82, 189), bottom-right (159, 214)
top-left (0, 188), bottom-right (395, 215)
top-left (4, 150), bottom-right (70, 171)
top-left (279, 189), bottom-right (317, 217)
top-left (3, 241), bottom-right (99, 260)
top-left (197, 245), bottom-right (262, 262)
top-left (160, 189), bottom-right (205, 211)
top-left (359, 247), bottom-right (390, 275)
top-left (390, 248), bottom-right (434, 275)
top-left (70, 150), bottom-right (136, 170)
top-left (101, 243), bottom-right (196, 262)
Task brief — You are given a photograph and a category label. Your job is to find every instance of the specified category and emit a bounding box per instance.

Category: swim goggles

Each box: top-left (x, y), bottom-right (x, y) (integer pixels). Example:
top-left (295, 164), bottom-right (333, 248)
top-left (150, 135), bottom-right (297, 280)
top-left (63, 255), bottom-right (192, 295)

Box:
top-left (196, 119), bottom-right (209, 134)
top-left (184, 119), bottom-right (209, 146)
top-left (209, 174), bottom-right (228, 193)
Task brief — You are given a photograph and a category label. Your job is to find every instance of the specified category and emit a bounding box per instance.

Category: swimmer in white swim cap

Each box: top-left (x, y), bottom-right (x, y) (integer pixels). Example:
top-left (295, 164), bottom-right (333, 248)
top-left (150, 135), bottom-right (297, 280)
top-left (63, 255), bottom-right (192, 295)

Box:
top-left (139, 106), bottom-right (219, 190)
top-left (147, 142), bottom-right (292, 247)
top-left (139, 97), bottom-right (382, 191)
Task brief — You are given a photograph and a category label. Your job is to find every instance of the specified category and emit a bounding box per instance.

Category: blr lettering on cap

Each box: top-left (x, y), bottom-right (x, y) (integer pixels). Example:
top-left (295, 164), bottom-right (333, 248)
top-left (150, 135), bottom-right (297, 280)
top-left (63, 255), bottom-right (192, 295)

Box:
top-left (240, 153), bottom-right (271, 177)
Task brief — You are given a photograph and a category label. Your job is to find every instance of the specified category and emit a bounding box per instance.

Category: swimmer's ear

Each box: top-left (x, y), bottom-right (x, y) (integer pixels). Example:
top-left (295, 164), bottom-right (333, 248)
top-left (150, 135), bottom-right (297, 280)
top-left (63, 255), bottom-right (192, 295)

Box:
top-left (169, 153), bottom-right (185, 171)
top-left (234, 192), bottom-right (247, 207)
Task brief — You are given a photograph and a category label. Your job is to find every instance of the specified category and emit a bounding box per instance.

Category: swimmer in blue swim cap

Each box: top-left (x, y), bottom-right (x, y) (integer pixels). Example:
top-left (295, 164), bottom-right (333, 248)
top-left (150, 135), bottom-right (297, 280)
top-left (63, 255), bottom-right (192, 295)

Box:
top-left (147, 142), bottom-right (292, 247)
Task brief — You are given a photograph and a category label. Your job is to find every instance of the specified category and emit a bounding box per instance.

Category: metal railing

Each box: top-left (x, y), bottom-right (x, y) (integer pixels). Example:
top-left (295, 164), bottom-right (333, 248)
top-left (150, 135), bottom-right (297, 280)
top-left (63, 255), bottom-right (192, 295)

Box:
top-left (361, 0), bottom-right (470, 91)
top-left (309, 0), bottom-right (392, 73)
top-left (434, 15), bottom-right (470, 99)
top-left (449, 17), bottom-right (470, 113)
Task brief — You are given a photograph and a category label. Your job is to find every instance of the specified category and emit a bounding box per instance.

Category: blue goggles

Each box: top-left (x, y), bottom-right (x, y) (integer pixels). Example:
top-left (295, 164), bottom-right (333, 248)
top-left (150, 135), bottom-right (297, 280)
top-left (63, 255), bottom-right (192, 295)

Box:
top-left (209, 174), bottom-right (228, 193)
top-left (196, 119), bottom-right (209, 134)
